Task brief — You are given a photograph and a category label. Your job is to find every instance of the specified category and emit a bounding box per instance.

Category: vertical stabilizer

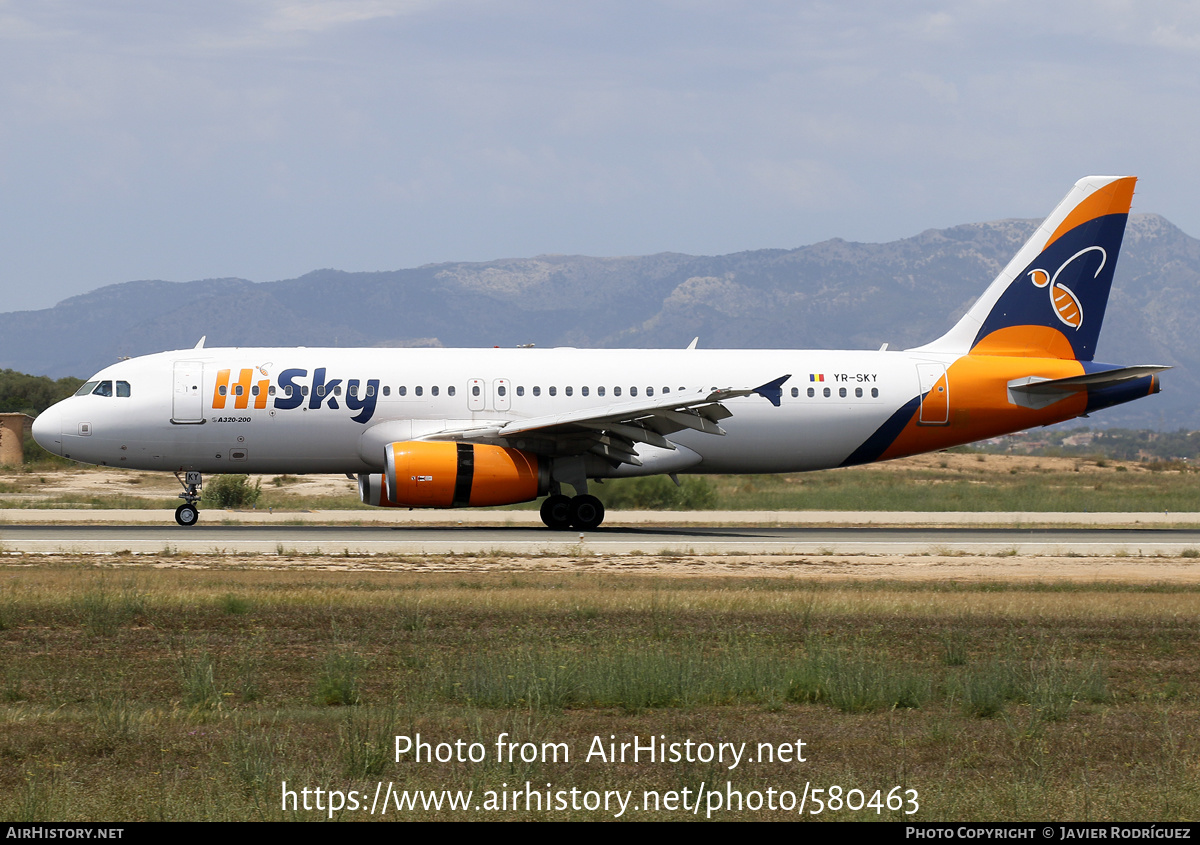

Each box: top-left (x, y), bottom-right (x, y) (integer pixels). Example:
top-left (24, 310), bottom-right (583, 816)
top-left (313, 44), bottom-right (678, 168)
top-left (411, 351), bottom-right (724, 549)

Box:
top-left (913, 176), bottom-right (1135, 361)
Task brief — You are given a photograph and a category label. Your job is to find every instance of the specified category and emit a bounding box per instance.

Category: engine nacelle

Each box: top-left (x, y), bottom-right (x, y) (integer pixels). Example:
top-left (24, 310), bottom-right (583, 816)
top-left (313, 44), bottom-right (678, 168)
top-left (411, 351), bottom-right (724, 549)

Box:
top-left (360, 441), bottom-right (548, 508)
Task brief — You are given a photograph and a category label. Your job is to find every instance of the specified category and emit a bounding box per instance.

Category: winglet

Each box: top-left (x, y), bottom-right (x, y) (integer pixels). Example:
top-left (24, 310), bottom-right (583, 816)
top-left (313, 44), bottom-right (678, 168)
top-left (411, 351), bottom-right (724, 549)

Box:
top-left (752, 374), bottom-right (791, 407)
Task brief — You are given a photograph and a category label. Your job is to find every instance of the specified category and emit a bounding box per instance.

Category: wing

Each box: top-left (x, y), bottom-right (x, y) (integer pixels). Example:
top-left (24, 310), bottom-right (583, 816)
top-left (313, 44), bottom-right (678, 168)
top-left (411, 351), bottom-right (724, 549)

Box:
top-left (421, 374), bottom-right (791, 467)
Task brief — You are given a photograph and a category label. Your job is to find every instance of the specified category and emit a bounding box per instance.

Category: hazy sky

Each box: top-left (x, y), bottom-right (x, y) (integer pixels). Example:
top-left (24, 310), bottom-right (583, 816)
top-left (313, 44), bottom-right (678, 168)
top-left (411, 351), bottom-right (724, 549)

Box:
top-left (2, 1), bottom-right (1198, 312)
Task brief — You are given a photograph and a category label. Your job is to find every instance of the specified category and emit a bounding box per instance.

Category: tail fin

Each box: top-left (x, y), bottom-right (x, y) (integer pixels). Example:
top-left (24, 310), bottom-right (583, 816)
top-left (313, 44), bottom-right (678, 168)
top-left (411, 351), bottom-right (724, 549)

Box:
top-left (915, 176), bottom-right (1136, 361)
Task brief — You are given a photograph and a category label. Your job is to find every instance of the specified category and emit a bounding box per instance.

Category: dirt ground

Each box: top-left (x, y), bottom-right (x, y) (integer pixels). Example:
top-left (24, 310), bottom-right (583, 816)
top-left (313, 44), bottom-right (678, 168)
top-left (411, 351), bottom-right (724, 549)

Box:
top-left (0, 451), bottom-right (1149, 502)
top-left (0, 466), bottom-right (357, 500)
top-left (5, 549), bottom-right (1191, 583)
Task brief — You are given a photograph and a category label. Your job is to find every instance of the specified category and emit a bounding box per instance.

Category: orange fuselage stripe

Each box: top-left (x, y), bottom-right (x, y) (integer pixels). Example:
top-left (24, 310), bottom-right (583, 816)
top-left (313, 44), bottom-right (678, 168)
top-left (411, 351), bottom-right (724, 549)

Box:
top-left (878, 353), bottom-right (1087, 461)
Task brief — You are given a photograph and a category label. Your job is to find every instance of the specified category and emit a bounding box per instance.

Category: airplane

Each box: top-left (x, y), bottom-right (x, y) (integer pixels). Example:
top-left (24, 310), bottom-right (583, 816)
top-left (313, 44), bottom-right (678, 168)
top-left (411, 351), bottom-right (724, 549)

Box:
top-left (31, 175), bottom-right (1168, 529)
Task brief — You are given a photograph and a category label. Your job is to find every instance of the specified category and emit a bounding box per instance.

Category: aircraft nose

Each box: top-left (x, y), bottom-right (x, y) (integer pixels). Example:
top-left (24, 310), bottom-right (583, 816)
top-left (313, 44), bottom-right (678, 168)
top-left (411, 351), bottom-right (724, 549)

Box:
top-left (31, 407), bottom-right (62, 455)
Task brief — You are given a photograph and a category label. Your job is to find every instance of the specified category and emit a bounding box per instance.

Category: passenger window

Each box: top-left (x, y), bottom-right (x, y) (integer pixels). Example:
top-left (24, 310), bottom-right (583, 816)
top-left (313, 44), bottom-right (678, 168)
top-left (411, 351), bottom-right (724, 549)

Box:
top-left (366, 385), bottom-right (375, 397)
top-left (448, 386), bottom-right (455, 397)
top-left (549, 386), bottom-right (557, 397)
top-left (284, 386), bottom-right (293, 398)
top-left (839, 387), bottom-right (847, 398)
top-left (415, 386), bottom-right (423, 397)
top-left (472, 385), bottom-right (480, 397)
top-left (565, 386), bottom-right (572, 397)
top-left (598, 386), bottom-right (606, 397)
top-left (235, 385), bottom-right (244, 396)
top-left (646, 387), bottom-right (653, 396)
top-left (116, 381), bottom-right (131, 398)
top-left (807, 387), bottom-right (815, 398)
top-left (301, 386), bottom-right (309, 396)
top-left (316, 385), bottom-right (325, 396)
top-left (517, 386), bottom-right (525, 397)
top-left (269, 386), bottom-right (276, 396)
top-left (533, 386), bottom-right (541, 397)
top-left (823, 387), bottom-right (830, 398)
top-left (432, 386), bottom-right (439, 396)
top-left (663, 387), bottom-right (670, 394)
top-left (218, 385), bottom-right (227, 396)
top-left (251, 385), bottom-right (259, 396)
top-left (871, 388), bottom-right (879, 398)
top-left (399, 386), bottom-right (407, 396)
top-left (335, 386), bottom-right (342, 396)
top-left (349, 384), bottom-right (358, 397)
top-left (498, 385), bottom-right (507, 397)
top-left (581, 386), bottom-right (589, 397)
top-left (791, 387), bottom-right (799, 398)
top-left (630, 387), bottom-right (638, 397)
top-left (855, 387), bottom-right (862, 398)
top-left (613, 387), bottom-right (621, 397)
top-left (382, 386), bottom-right (390, 396)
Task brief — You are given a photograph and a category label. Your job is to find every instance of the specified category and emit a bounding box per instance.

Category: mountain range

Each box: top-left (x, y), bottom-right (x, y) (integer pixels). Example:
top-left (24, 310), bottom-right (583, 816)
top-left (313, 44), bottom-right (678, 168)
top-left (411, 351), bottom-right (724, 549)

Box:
top-left (2, 213), bottom-right (1194, 428)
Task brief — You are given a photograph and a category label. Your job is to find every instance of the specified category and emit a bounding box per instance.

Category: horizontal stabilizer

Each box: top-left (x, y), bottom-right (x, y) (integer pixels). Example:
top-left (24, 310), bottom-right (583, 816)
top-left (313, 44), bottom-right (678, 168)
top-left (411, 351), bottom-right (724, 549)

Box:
top-left (1007, 365), bottom-right (1169, 409)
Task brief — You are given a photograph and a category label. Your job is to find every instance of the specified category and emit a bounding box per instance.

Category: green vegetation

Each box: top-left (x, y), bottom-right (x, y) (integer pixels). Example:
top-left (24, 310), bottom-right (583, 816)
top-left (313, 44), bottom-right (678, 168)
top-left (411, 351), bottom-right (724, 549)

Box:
top-left (691, 461), bottom-right (1200, 511)
top-left (0, 368), bottom-right (83, 416)
top-left (0, 567), bottom-right (1198, 820)
top-left (593, 475), bottom-right (717, 510)
top-left (969, 427), bottom-right (1200, 462)
top-left (202, 474), bottom-right (263, 508)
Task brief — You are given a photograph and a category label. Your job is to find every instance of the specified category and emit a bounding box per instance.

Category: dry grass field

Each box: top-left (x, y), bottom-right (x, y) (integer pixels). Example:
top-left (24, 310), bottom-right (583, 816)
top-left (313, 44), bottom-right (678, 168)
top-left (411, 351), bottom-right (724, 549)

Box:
top-left (1, 558), bottom-right (1198, 821)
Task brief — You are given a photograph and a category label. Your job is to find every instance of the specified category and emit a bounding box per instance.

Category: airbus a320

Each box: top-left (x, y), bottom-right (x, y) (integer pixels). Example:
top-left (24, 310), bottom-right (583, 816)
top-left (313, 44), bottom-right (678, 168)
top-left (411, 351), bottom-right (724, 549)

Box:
top-left (32, 176), bottom-right (1167, 529)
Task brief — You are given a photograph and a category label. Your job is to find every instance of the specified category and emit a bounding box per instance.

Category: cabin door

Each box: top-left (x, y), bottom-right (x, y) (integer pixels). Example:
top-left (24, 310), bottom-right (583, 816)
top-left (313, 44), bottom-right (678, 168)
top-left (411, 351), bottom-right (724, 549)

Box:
top-left (172, 361), bottom-right (205, 424)
top-left (916, 362), bottom-right (949, 425)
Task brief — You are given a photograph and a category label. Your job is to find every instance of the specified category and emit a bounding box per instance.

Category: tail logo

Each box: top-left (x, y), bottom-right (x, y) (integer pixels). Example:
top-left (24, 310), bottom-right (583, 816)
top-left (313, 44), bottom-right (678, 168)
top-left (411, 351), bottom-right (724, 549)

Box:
top-left (1027, 246), bottom-right (1106, 330)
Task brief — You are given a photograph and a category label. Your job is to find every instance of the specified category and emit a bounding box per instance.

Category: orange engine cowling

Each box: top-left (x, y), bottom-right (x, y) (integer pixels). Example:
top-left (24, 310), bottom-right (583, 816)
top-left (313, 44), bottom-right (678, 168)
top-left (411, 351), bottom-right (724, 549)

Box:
top-left (366, 441), bottom-right (548, 508)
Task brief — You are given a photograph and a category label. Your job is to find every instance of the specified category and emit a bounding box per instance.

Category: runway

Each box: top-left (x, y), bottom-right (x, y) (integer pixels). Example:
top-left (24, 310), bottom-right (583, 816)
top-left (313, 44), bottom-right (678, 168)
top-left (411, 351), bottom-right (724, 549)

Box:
top-left (3, 522), bottom-right (1200, 556)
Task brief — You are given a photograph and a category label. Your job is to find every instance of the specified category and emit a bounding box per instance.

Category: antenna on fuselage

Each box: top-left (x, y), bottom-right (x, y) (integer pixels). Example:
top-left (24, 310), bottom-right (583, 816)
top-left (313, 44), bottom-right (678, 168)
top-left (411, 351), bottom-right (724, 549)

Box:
top-left (194, 336), bottom-right (207, 349)
top-left (686, 337), bottom-right (699, 350)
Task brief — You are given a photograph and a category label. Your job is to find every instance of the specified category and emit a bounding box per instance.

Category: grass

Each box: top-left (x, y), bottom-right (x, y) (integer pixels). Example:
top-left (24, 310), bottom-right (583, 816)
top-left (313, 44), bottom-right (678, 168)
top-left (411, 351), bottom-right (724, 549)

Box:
top-left (0, 566), bottom-right (1198, 820)
top-left (695, 464), bottom-right (1200, 512)
top-left (6, 454), bottom-right (1200, 512)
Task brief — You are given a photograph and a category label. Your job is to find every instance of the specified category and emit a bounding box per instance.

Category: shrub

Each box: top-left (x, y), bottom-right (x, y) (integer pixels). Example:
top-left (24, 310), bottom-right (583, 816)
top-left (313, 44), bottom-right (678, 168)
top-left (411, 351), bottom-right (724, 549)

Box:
top-left (202, 475), bottom-right (262, 508)
top-left (595, 476), bottom-right (717, 510)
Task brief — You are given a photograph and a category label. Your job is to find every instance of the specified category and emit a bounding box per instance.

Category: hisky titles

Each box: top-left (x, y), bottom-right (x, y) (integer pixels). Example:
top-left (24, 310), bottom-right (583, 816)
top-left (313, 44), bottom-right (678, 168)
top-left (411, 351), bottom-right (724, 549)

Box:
top-left (212, 367), bottom-right (381, 424)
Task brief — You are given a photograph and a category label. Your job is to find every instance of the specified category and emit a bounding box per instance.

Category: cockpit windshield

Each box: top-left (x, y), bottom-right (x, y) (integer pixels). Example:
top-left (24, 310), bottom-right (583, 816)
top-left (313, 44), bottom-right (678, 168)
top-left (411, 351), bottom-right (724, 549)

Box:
top-left (73, 380), bottom-right (131, 397)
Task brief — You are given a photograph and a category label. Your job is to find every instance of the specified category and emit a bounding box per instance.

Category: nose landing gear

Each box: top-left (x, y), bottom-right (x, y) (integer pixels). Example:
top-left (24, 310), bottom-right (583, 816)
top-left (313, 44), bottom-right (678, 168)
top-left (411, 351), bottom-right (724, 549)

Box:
top-left (173, 471), bottom-right (202, 526)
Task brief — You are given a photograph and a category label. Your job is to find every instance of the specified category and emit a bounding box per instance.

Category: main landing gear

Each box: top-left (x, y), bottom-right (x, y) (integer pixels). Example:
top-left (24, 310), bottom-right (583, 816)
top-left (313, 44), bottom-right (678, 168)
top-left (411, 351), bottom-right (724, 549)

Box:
top-left (174, 471), bottom-right (202, 527)
top-left (540, 493), bottom-right (605, 531)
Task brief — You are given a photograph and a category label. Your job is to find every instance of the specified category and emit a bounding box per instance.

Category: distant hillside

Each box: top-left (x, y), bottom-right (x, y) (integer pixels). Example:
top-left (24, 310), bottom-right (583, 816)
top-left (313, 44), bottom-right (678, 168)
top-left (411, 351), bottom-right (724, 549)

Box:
top-left (0, 213), bottom-right (1193, 427)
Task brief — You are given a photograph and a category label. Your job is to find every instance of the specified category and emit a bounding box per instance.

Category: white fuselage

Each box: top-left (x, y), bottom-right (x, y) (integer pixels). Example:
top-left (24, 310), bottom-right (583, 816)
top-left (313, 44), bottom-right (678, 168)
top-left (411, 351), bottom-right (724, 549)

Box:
top-left (33, 346), bottom-right (940, 476)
